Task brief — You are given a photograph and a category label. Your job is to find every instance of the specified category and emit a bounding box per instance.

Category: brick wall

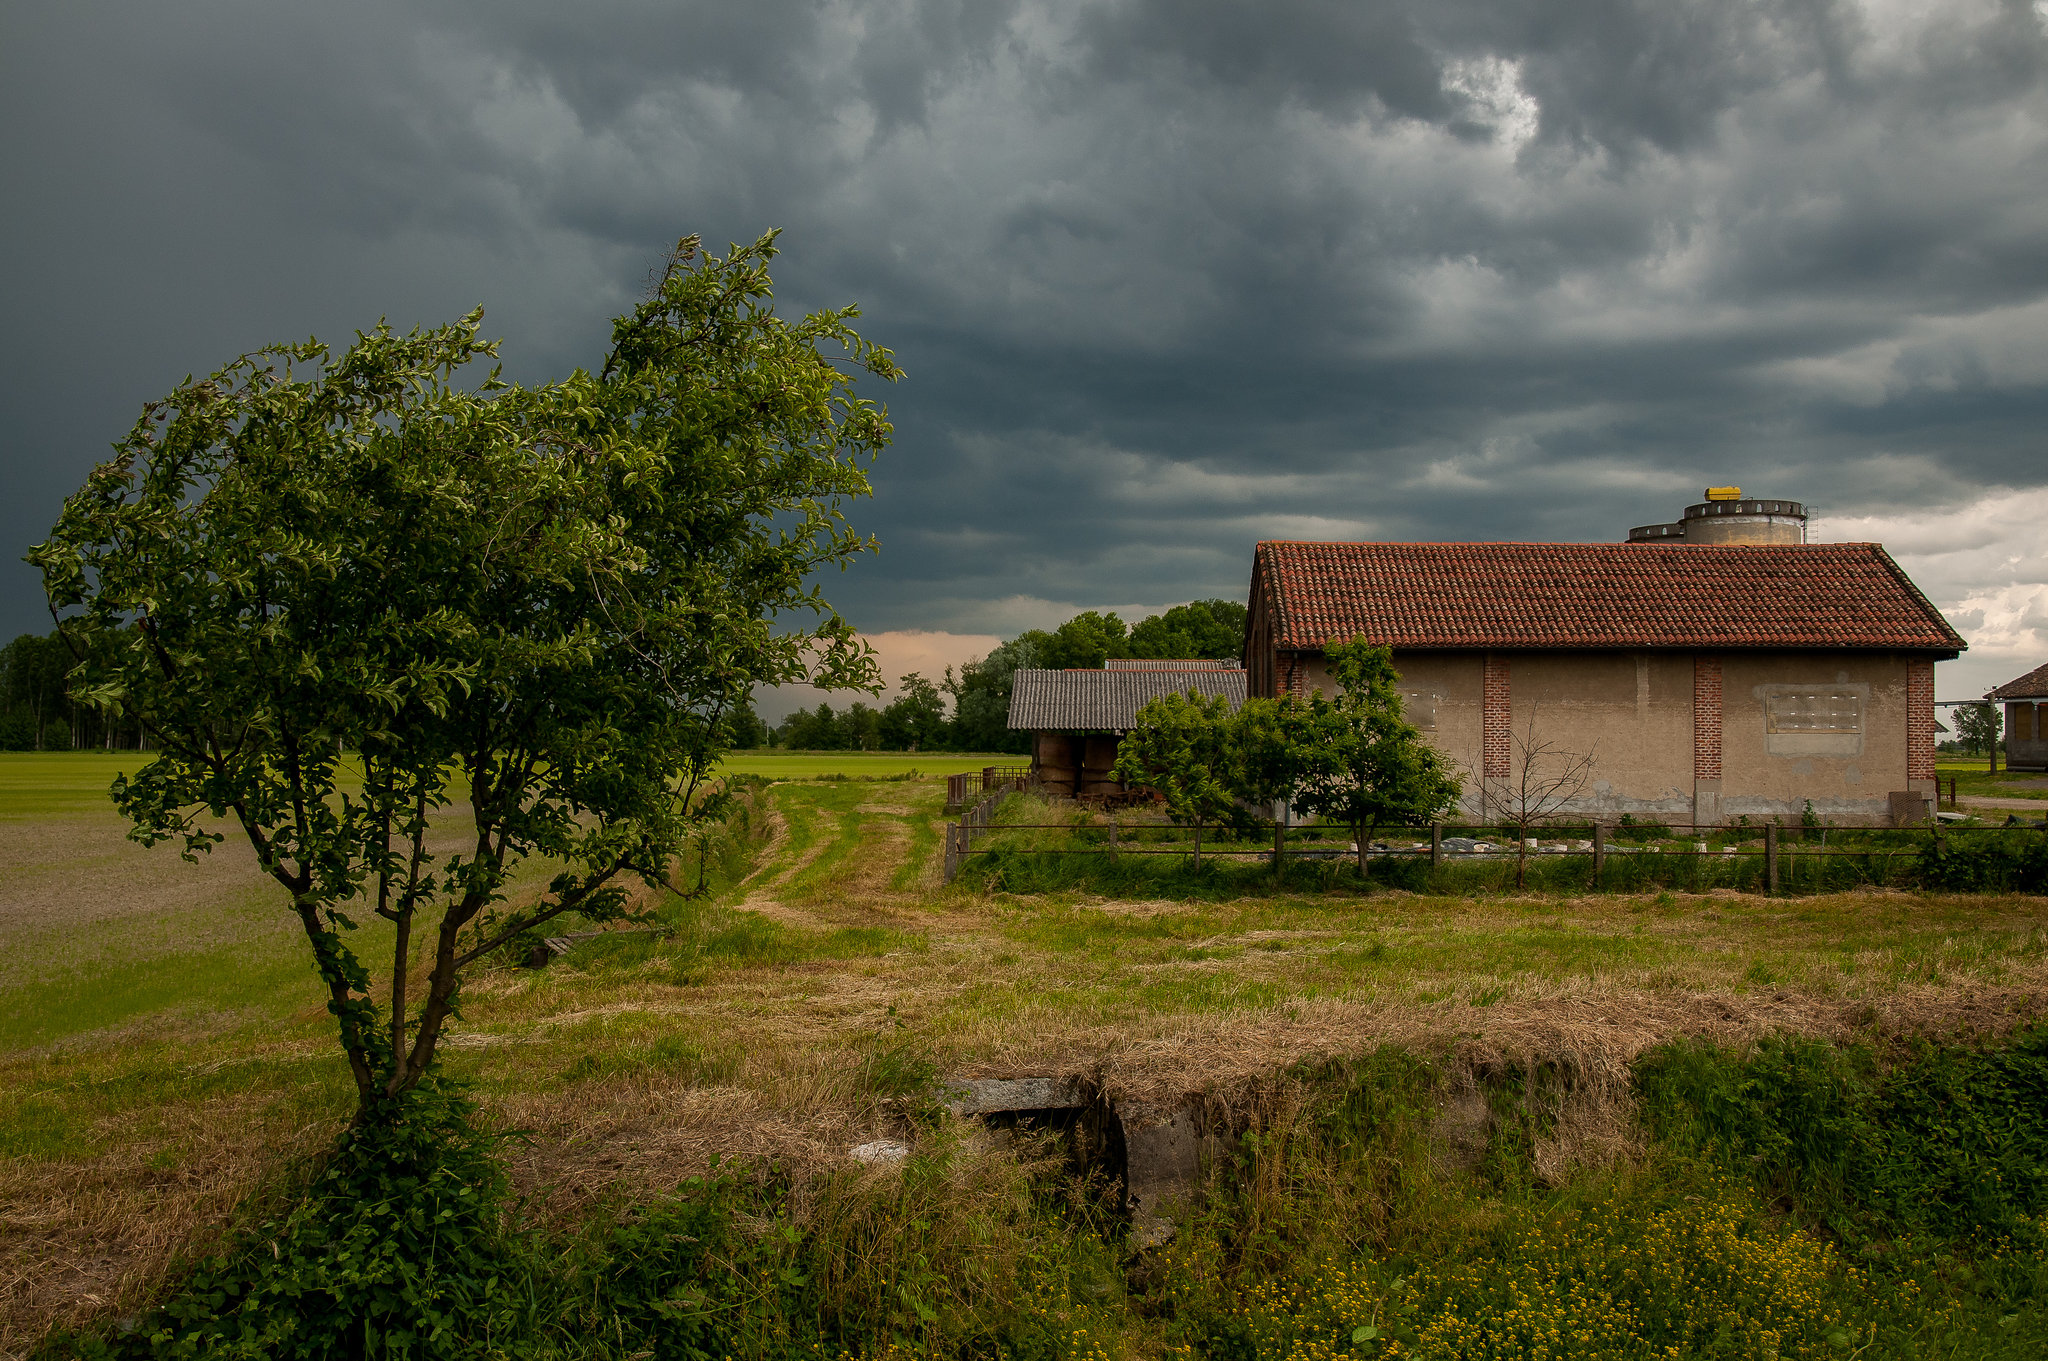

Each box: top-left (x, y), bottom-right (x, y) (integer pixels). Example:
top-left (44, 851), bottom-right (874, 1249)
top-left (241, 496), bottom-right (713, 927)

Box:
top-left (1693, 654), bottom-right (1722, 782)
top-left (1483, 654), bottom-right (1510, 778)
top-left (1908, 658), bottom-right (1936, 782)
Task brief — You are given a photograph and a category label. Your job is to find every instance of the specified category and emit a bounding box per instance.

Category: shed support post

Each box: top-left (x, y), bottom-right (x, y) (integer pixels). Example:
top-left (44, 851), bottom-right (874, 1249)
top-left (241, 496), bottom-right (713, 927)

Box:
top-left (1765, 821), bottom-right (1778, 896)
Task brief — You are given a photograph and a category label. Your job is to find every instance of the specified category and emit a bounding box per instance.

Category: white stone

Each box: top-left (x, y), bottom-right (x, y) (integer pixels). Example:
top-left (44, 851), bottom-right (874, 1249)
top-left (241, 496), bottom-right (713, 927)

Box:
top-left (850, 1139), bottom-right (911, 1165)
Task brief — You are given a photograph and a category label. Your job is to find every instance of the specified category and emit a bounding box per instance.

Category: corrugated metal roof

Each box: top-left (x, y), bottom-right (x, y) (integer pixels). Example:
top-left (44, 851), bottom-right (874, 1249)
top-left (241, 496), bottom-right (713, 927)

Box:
top-left (1103, 658), bottom-right (1237, 670)
top-left (1008, 668), bottom-right (1248, 731)
top-left (1253, 540), bottom-right (1965, 653)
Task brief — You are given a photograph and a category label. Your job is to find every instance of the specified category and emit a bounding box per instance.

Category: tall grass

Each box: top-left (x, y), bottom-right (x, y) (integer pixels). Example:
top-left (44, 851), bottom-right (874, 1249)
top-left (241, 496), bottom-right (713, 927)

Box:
top-left (49, 1032), bottom-right (2048, 1360)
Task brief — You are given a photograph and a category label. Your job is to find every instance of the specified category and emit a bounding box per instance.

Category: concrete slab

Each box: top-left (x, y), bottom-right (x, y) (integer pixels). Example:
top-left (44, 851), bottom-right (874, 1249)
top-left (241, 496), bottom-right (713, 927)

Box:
top-left (941, 1076), bottom-right (1086, 1116)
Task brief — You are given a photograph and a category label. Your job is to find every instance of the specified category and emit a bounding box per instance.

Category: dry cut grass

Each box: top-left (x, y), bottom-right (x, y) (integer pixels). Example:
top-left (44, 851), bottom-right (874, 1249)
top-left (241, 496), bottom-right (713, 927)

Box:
top-left (4, 771), bottom-right (2048, 1354)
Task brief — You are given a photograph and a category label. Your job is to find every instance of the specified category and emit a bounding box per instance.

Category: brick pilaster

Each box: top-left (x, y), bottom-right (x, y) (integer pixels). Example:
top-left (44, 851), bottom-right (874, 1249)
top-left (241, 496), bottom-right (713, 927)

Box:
top-left (1907, 659), bottom-right (1936, 783)
top-left (1483, 654), bottom-right (1510, 779)
top-left (1693, 655), bottom-right (1722, 781)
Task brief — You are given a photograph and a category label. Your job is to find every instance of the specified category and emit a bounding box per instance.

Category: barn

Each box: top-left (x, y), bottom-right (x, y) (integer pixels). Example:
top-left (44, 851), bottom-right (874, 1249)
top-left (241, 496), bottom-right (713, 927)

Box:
top-left (1988, 662), bottom-right (2048, 772)
top-left (1007, 660), bottom-right (1246, 798)
top-left (1241, 498), bottom-right (1966, 826)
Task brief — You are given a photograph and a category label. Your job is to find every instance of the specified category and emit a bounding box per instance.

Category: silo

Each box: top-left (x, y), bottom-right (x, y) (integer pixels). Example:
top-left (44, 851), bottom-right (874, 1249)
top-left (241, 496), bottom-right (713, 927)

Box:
top-left (1625, 488), bottom-right (1807, 544)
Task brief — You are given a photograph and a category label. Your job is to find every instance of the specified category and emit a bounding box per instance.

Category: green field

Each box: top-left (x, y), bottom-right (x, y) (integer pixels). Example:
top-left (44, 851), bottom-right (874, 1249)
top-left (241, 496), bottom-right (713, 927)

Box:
top-left (6, 755), bottom-right (2048, 1356)
top-left (721, 750), bottom-right (1015, 778)
top-left (1936, 757), bottom-right (2048, 801)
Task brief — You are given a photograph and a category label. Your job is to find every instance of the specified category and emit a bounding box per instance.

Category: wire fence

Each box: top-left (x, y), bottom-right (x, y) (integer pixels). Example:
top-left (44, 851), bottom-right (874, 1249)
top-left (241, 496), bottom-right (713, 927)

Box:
top-left (940, 799), bottom-right (2048, 891)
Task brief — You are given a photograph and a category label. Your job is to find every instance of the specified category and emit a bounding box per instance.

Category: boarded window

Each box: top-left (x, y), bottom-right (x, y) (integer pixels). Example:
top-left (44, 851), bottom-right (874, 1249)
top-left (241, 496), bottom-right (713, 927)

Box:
top-left (1766, 688), bottom-right (1863, 734)
top-left (1403, 690), bottom-right (1438, 732)
top-left (1761, 683), bottom-right (1866, 757)
top-left (2014, 703), bottom-right (2039, 743)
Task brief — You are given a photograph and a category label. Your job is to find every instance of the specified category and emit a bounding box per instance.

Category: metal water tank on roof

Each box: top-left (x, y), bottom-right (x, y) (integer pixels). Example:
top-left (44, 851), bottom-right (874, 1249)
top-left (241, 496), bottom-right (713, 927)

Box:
top-left (1626, 488), bottom-right (1807, 545)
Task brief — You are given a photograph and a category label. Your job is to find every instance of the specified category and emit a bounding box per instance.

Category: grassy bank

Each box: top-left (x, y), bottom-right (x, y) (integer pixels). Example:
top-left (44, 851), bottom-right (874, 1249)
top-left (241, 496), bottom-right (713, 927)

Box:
top-left (37, 1032), bottom-right (2048, 1359)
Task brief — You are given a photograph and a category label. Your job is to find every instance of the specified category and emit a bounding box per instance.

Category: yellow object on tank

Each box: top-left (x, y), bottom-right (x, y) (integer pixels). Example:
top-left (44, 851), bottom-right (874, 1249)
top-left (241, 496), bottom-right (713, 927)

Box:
top-left (1705, 486), bottom-right (1742, 501)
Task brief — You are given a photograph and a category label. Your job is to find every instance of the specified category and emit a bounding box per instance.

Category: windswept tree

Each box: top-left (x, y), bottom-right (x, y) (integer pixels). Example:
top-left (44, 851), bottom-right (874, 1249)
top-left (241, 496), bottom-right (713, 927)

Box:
top-left (32, 231), bottom-right (898, 1123)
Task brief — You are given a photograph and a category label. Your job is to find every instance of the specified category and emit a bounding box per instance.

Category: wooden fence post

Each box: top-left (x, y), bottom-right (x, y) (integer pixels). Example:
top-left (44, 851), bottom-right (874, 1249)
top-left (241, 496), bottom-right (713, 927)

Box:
top-left (1193, 820), bottom-right (1202, 871)
top-left (1431, 822), bottom-right (1443, 869)
top-left (1109, 818), bottom-right (1119, 863)
top-left (1275, 818), bottom-right (1286, 874)
top-left (1765, 821), bottom-right (1778, 895)
top-left (1592, 822), bottom-right (1605, 881)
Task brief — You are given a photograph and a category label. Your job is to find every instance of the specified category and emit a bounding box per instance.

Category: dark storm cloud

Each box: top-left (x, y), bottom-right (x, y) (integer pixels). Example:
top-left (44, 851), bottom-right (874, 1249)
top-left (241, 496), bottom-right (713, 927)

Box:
top-left (6, 0), bottom-right (2048, 692)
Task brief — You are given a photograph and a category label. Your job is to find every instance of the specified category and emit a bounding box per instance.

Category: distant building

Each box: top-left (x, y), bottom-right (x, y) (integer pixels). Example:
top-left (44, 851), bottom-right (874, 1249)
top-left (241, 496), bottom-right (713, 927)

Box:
top-left (1242, 513), bottom-right (1965, 825)
top-left (1628, 488), bottom-right (1810, 545)
top-left (1008, 665), bottom-right (1246, 798)
top-left (1987, 662), bottom-right (2048, 772)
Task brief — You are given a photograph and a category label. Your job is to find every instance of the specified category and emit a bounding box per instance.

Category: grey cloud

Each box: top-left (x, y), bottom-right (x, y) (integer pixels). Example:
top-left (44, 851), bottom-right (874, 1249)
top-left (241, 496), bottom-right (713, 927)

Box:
top-left (5, 0), bottom-right (2048, 658)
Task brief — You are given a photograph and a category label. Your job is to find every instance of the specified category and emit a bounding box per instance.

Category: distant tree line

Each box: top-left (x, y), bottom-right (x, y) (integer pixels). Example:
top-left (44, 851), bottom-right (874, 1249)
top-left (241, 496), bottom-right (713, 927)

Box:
top-left (768, 599), bottom-right (1248, 753)
top-left (0, 631), bottom-right (153, 750)
top-left (0, 598), bottom-right (1246, 756)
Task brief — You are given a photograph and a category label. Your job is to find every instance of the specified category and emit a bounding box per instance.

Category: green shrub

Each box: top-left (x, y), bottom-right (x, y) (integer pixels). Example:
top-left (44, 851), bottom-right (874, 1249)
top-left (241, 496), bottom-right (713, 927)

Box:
top-left (1637, 1028), bottom-right (2048, 1245)
top-left (1920, 834), bottom-right (2048, 893)
top-left (592, 1176), bottom-right (826, 1361)
top-left (47, 1082), bottom-right (530, 1360)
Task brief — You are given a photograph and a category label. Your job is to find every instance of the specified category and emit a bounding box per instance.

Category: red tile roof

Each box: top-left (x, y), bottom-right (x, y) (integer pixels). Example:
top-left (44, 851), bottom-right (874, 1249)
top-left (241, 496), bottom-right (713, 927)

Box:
top-left (1988, 662), bottom-right (2048, 700)
top-left (1252, 541), bottom-right (1965, 653)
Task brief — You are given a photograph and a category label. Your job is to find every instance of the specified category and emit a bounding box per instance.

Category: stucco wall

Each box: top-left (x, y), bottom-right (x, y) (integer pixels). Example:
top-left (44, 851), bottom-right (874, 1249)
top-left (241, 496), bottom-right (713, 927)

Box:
top-left (1290, 648), bottom-right (1922, 823)
top-left (1719, 652), bottom-right (1910, 819)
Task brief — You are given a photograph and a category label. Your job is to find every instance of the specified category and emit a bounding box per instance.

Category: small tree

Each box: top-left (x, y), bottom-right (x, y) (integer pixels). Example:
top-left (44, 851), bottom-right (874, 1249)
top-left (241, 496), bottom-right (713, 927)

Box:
top-left (1111, 690), bottom-right (1242, 868)
top-left (1957, 701), bottom-right (2002, 774)
top-left (32, 232), bottom-right (898, 1122)
top-left (1476, 707), bottom-right (1596, 888)
top-left (1287, 640), bottom-right (1462, 876)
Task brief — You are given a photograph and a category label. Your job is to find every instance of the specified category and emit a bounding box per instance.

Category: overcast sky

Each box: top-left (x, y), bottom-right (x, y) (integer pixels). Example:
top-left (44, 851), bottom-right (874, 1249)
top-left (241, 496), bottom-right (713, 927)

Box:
top-left (5, 0), bottom-right (2047, 715)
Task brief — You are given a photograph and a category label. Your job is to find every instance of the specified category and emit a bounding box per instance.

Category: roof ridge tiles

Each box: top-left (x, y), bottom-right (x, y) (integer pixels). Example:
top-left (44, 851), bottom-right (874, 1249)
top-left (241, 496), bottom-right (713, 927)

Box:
top-left (1251, 539), bottom-right (1964, 654)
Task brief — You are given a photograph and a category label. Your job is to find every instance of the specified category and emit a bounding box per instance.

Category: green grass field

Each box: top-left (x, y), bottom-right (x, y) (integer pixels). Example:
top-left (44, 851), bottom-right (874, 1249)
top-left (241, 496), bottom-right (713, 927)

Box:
top-left (6, 754), bottom-right (2048, 1357)
top-left (1937, 757), bottom-right (2048, 801)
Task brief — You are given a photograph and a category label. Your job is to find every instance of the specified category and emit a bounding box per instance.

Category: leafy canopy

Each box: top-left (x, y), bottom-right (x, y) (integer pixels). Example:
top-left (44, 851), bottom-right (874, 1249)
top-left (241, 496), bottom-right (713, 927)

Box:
top-left (1111, 690), bottom-right (1245, 832)
top-left (31, 231), bottom-right (898, 1117)
top-left (1287, 640), bottom-right (1463, 855)
top-left (1955, 701), bottom-right (2002, 755)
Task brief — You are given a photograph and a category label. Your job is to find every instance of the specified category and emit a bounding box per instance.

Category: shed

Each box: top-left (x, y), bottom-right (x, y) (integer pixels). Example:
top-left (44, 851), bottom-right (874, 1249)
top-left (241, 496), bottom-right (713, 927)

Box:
top-left (1987, 662), bottom-right (2048, 772)
top-left (1007, 666), bottom-right (1248, 797)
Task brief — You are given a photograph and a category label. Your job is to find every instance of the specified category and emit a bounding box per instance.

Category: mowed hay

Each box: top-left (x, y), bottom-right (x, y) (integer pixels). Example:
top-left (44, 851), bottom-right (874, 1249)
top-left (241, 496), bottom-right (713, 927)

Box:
top-left (6, 770), bottom-right (2048, 1353)
top-left (0, 1086), bottom-right (344, 1355)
